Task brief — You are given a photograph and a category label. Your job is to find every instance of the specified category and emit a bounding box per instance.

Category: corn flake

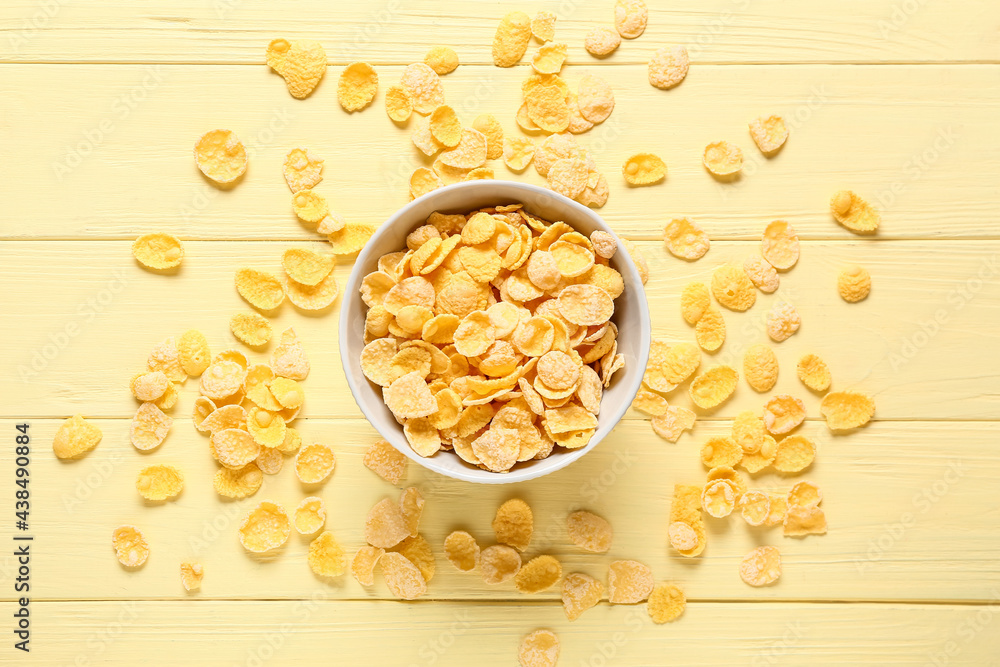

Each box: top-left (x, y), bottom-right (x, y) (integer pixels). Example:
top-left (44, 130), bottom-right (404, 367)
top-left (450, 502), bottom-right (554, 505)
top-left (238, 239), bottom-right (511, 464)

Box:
top-left (384, 84), bottom-right (413, 122)
top-left (797, 354), bottom-right (831, 392)
top-left (130, 402), bottom-right (173, 451)
top-left (194, 129), bottom-right (247, 184)
top-left (266, 38), bottom-right (326, 99)
top-left (136, 464), bottom-right (183, 501)
top-left (761, 220), bottom-right (800, 271)
top-left (651, 405), bottom-right (696, 443)
top-left (584, 27), bottom-right (621, 56)
top-left (380, 551), bottom-right (427, 599)
top-left (306, 530), bottom-right (346, 578)
top-left (838, 265), bottom-right (872, 302)
top-left (352, 545), bottom-right (385, 586)
top-left (239, 501), bottom-right (290, 553)
top-left (515, 555), bottom-right (562, 593)
top-left (648, 583), bottom-right (686, 623)
top-left (365, 497), bottom-right (410, 548)
top-left (132, 233), bottom-right (184, 270)
top-left (328, 222), bottom-right (376, 255)
top-left (695, 307), bottom-right (726, 352)
top-left (622, 153), bottom-right (666, 186)
top-left (703, 141), bottom-right (743, 177)
top-left (178, 329), bottom-right (211, 377)
top-left (180, 562), bottom-right (203, 591)
top-left (363, 439), bottom-right (407, 484)
top-left (112, 525), bottom-right (149, 567)
top-left (430, 105), bottom-right (462, 148)
top-left (690, 365), bottom-right (738, 410)
top-left (213, 463), bottom-right (263, 499)
top-left (425, 45), bottom-right (459, 75)
top-left (608, 559), bottom-right (654, 604)
top-left (566, 510), bottom-right (612, 553)
top-left (766, 302), bottom-right (801, 342)
top-left (230, 312), bottom-right (272, 347)
top-left (820, 391), bottom-right (875, 430)
top-left (831, 190), bottom-right (880, 233)
top-left (648, 45), bottom-right (689, 89)
top-left (740, 546), bottom-right (781, 586)
top-left (271, 328), bottom-right (310, 380)
top-left (615, 0), bottom-right (648, 38)
top-left (749, 115), bottom-right (789, 154)
top-left (680, 282), bottom-right (710, 324)
top-left (282, 147), bottom-right (324, 193)
top-left (503, 136), bottom-right (536, 172)
top-left (294, 443), bottom-right (335, 484)
top-left (784, 505), bottom-right (827, 537)
top-left (531, 10), bottom-right (556, 42)
top-left (53, 414), bottom-right (102, 459)
top-left (763, 394), bottom-right (806, 435)
top-left (744, 256), bottom-right (780, 293)
top-left (561, 572), bottom-right (603, 621)
top-left (235, 268), bottom-right (284, 311)
top-left (444, 531), bottom-right (480, 572)
top-left (493, 11), bottom-right (532, 67)
top-left (480, 544), bottom-right (522, 584)
top-left (701, 436), bottom-right (741, 468)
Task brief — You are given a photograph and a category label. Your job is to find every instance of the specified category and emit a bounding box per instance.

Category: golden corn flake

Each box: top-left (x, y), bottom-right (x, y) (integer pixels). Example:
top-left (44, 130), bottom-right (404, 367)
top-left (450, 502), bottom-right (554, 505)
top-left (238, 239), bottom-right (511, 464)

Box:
top-left (384, 84), bottom-right (413, 122)
top-left (130, 402), bottom-right (173, 451)
top-left (294, 496), bottom-right (326, 535)
top-left (235, 268), bottom-right (285, 311)
top-left (480, 544), bottom-right (522, 584)
top-left (266, 38), bottom-right (326, 99)
top-left (749, 115), bottom-right (789, 154)
top-left (663, 218), bottom-right (709, 261)
top-left (271, 328), bottom-right (310, 380)
top-left (577, 75), bottom-right (615, 124)
top-left (515, 555), bottom-right (562, 594)
top-left (471, 114), bottom-right (504, 160)
top-left (194, 129), bottom-right (247, 184)
top-left (761, 220), bottom-right (800, 271)
top-left (135, 464), bottom-right (184, 501)
top-left (615, 0), bottom-right (648, 38)
top-left (740, 433), bottom-right (777, 474)
top-left (328, 222), bottom-right (377, 255)
top-left (444, 531), bottom-right (480, 572)
top-left (743, 343), bottom-right (779, 392)
top-left (530, 10), bottom-right (557, 41)
top-left (282, 147), bottom-right (324, 193)
top-left (772, 434), bottom-right (816, 473)
top-left (763, 394), bottom-right (806, 434)
top-left (558, 284), bottom-right (614, 326)
top-left (519, 629), bottom-right (560, 667)
top-left (307, 530), bottom-right (347, 578)
top-left (238, 501), bottom-right (290, 553)
top-left (380, 551), bottom-right (428, 599)
top-left (200, 360), bottom-right (246, 400)
top-left (622, 153), bottom-right (666, 186)
top-left (695, 307), bottom-right (726, 351)
top-left (424, 45), bottom-right (459, 75)
top-left (438, 128), bottom-right (488, 169)
top-left (400, 62), bottom-right (446, 115)
top-left (670, 486), bottom-right (706, 557)
top-left (283, 269), bottom-right (340, 311)
top-left (831, 190), bottom-right (880, 233)
top-left (561, 572), bottom-right (603, 621)
top-left (820, 390), bottom-right (875, 430)
top-left (648, 44), bottom-right (690, 90)
top-left (351, 545), bottom-right (385, 586)
top-left (647, 583), bottom-right (686, 623)
top-left (53, 414), bottom-right (102, 459)
top-left (294, 443), bottom-right (335, 484)
top-left (489, 498), bottom-right (532, 553)
top-left (230, 312), bottom-right (272, 347)
top-left (282, 248), bottom-right (335, 287)
top-left (146, 337), bottom-right (185, 382)
top-left (680, 282), bottom-right (710, 325)
top-left (213, 428), bottom-right (260, 469)
top-left (689, 365), bottom-right (738, 410)
top-left (337, 62), bottom-right (377, 112)
top-left (738, 490), bottom-right (771, 526)
top-left (493, 11), bottom-right (532, 67)
top-left (178, 329), bottom-right (211, 377)
top-left (180, 562), bottom-right (203, 591)
top-left (703, 141), bottom-right (743, 177)
top-left (702, 480), bottom-right (736, 518)
top-left (732, 410), bottom-right (766, 455)
top-left (363, 439), bottom-right (407, 484)
top-left (317, 211), bottom-right (346, 235)
top-left (112, 525), bottom-right (149, 567)
top-left (411, 114), bottom-right (441, 157)
top-left (784, 505), bottom-right (827, 537)
top-left (797, 353), bottom-right (831, 392)
top-left (269, 377), bottom-right (303, 411)
top-left (526, 85), bottom-right (571, 134)
top-left (766, 302), bottom-right (801, 342)
top-left (213, 463), bottom-right (263, 499)
top-left (657, 343), bottom-right (698, 386)
top-left (740, 546), bottom-right (781, 586)
top-left (743, 256), bottom-right (780, 293)
top-left (399, 486), bottom-right (425, 538)
top-left (632, 388), bottom-right (667, 416)
top-left (584, 27), bottom-right (621, 56)
top-left (132, 233), bottom-right (184, 270)
top-left (192, 397), bottom-right (216, 432)
top-left (608, 559), bottom-right (654, 604)
top-left (395, 534), bottom-right (436, 583)
top-left (291, 189), bottom-right (328, 224)
top-left (651, 405), bottom-right (697, 443)
top-left (838, 265), bottom-right (872, 303)
top-left (503, 136), bottom-right (536, 172)
top-left (256, 446), bottom-right (283, 475)
top-left (701, 436), bottom-right (742, 468)
top-left (365, 497), bottom-right (410, 548)
top-left (430, 105), bottom-right (463, 148)
top-left (788, 481), bottom-right (823, 510)
top-left (532, 42), bottom-right (567, 75)
top-left (566, 510), bottom-right (613, 553)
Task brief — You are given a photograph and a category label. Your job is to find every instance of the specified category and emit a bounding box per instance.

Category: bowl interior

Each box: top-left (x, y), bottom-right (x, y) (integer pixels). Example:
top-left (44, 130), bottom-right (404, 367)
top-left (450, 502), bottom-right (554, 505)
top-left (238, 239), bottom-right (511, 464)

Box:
top-left (339, 181), bottom-right (651, 484)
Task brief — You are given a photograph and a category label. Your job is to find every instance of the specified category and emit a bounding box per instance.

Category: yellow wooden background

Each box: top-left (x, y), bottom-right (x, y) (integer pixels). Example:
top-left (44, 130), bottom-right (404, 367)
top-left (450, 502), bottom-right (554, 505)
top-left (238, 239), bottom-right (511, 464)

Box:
top-left (2, 1), bottom-right (999, 664)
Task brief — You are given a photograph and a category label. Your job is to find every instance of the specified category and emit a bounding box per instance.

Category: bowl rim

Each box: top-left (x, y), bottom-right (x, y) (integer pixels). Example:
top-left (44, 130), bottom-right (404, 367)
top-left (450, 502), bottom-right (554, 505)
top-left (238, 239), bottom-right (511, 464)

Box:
top-left (338, 180), bottom-right (651, 484)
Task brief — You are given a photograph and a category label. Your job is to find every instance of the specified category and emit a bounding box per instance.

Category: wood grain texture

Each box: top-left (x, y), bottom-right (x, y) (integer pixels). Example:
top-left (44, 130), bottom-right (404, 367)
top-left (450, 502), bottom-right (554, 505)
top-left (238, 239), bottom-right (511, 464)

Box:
top-left (0, 64), bottom-right (998, 241)
top-left (2, 418), bottom-right (997, 602)
top-left (2, 0), bottom-right (999, 64)
top-left (2, 240), bottom-right (997, 420)
top-left (21, 600), bottom-right (1000, 666)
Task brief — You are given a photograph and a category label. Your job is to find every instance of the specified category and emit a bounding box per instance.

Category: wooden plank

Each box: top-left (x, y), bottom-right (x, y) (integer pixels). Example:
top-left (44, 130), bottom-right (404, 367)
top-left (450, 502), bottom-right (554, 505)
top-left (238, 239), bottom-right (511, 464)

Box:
top-left (2, 240), bottom-right (997, 421)
top-left (2, 0), bottom-right (999, 64)
top-left (0, 64), bottom-right (998, 241)
top-left (19, 600), bottom-right (1000, 665)
top-left (3, 418), bottom-right (997, 602)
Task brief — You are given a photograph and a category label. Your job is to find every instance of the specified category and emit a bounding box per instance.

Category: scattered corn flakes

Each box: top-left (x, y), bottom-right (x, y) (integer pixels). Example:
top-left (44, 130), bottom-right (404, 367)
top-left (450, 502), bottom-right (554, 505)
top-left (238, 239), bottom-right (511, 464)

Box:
top-left (230, 312), bottom-right (272, 347)
top-left (622, 153), bottom-right (666, 186)
top-left (130, 402), bottom-right (172, 451)
top-left (425, 46), bottom-right (459, 75)
top-left (743, 344), bottom-right (778, 392)
top-left (133, 233), bottom-right (184, 270)
top-left (384, 84), bottom-right (413, 122)
top-left (820, 391), bottom-right (875, 430)
top-left (178, 329), bottom-right (211, 377)
top-left (53, 414), bottom-right (102, 459)
top-left (266, 38), bottom-right (326, 99)
top-left (518, 629), bottom-right (560, 667)
top-left (562, 571), bottom-right (603, 621)
top-left (480, 544), bottom-right (522, 584)
top-left (566, 510), bottom-right (613, 553)
top-left (430, 105), bottom-right (463, 148)
top-left (797, 354), bottom-right (831, 392)
top-left (773, 434), bottom-right (816, 473)
top-left (532, 42), bottom-right (567, 74)
top-left (749, 115), bottom-right (788, 154)
top-left (740, 546), bottom-right (781, 586)
top-left (238, 501), bottom-right (290, 552)
top-left (235, 268), bottom-right (285, 311)
top-left (395, 534), bottom-right (435, 582)
top-left (739, 490), bottom-right (772, 526)
top-left (400, 62), bottom-right (446, 114)
top-left (531, 10), bottom-right (557, 42)
top-left (194, 129), bottom-right (247, 184)
top-left (608, 559), bottom-right (654, 604)
top-left (703, 141), bottom-right (743, 176)
top-left (701, 436), bottom-right (742, 468)
top-left (712, 263), bottom-right (756, 311)
top-left (213, 463), bottom-right (263, 499)
top-left (651, 405), bottom-right (697, 442)
top-left (689, 365), bottom-right (738, 410)
top-left (838, 265), bottom-right (871, 302)
top-left (515, 555), bottom-right (563, 593)
top-left (444, 531), bottom-right (480, 572)
top-left (763, 394), bottom-right (806, 434)
top-left (308, 530), bottom-right (346, 577)
top-left (493, 11), bottom-right (532, 67)
top-left (503, 136), bottom-right (536, 172)
top-left (584, 27), bottom-right (621, 56)
top-left (743, 256), bottom-right (780, 293)
top-left (783, 505), bottom-right (827, 537)
top-left (363, 439), bottom-right (407, 484)
top-left (381, 551), bottom-right (428, 599)
top-left (702, 480), bottom-right (736, 518)
top-left (647, 583), bottom-right (686, 623)
top-left (337, 62), bottom-right (378, 112)
top-left (695, 307), bottom-right (726, 351)
top-left (294, 443), bottom-right (335, 484)
top-left (614, 0), bottom-right (648, 38)
top-left (761, 220), bottom-right (799, 270)
top-left (283, 147), bottom-right (324, 193)
top-left (294, 496), bottom-right (326, 535)
top-left (365, 497), bottom-right (410, 548)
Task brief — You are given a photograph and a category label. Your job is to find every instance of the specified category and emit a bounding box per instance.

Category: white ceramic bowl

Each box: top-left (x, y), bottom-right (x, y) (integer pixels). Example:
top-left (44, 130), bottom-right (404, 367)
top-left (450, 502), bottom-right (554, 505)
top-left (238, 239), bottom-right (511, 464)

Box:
top-left (339, 181), bottom-right (651, 484)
